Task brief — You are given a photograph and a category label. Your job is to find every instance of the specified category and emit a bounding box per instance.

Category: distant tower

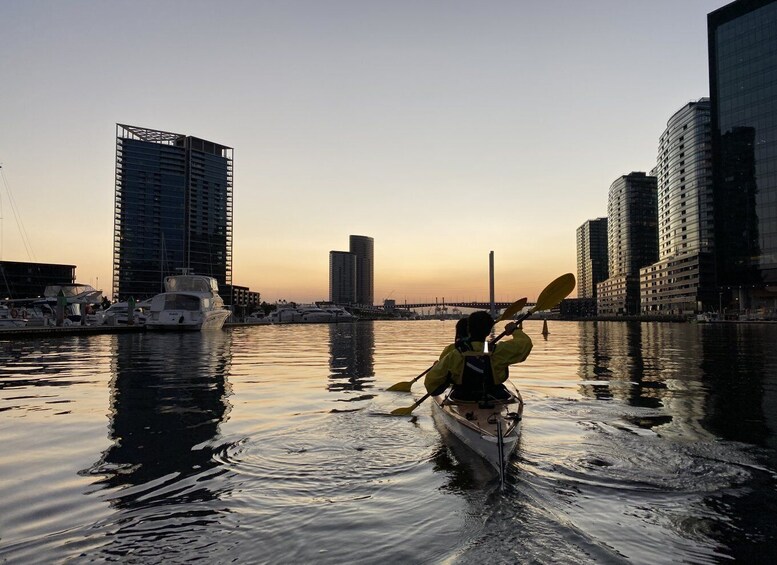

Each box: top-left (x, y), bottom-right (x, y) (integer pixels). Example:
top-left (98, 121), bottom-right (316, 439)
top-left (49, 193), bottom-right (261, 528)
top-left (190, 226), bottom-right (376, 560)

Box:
top-left (349, 235), bottom-right (374, 306)
top-left (329, 251), bottom-right (356, 304)
top-left (576, 218), bottom-right (609, 300)
top-left (597, 172), bottom-right (658, 315)
top-left (113, 124), bottom-right (233, 301)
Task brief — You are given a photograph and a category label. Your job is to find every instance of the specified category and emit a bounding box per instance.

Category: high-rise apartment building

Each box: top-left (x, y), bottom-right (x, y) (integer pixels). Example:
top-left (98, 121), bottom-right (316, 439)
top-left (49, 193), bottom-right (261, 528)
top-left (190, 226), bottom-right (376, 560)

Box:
top-left (576, 218), bottom-right (609, 301)
top-left (597, 172), bottom-right (658, 315)
top-left (329, 251), bottom-right (357, 304)
top-left (709, 0), bottom-right (777, 315)
top-left (349, 235), bottom-right (374, 306)
top-left (113, 124), bottom-right (233, 301)
top-left (640, 99), bottom-right (716, 315)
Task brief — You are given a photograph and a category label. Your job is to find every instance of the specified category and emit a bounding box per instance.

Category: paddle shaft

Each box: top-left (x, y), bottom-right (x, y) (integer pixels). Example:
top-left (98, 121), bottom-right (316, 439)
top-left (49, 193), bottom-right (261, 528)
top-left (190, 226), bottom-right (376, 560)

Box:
top-left (490, 309), bottom-right (535, 344)
top-left (406, 391), bottom-right (432, 412)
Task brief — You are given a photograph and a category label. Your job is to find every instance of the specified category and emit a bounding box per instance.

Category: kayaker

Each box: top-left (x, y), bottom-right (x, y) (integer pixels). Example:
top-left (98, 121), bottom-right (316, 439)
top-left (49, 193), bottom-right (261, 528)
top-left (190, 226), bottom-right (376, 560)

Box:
top-left (438, 317), bottom-right (469, 359)
top-left (424, 311), bottom-right (533, 401)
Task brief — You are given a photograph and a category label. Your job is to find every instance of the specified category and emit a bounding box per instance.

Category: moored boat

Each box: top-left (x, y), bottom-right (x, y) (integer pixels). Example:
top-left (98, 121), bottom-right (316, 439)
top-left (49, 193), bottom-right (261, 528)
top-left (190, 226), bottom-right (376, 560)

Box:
top-left (298, 305), bottom-right (334, 323)
top-left (245, 311), bottom-right (272, 324)
top-left (322, 306), bottom-right (356, 322)
top-left (145, 274), bottom-right (230, 331)
top-left (0, 304), bottom-right (28, 328)
top-left (431, 384), bottom-right (524, 484)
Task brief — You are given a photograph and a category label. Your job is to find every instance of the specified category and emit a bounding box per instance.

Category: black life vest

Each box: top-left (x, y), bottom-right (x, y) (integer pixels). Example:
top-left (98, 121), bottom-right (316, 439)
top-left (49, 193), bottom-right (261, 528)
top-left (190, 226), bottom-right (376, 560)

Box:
top-left (451, 339), bottom-right (499, 400)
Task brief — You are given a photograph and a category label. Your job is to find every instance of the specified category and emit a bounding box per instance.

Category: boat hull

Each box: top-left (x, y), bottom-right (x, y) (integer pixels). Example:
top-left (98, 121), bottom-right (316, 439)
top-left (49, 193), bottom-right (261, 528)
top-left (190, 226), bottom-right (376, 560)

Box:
top-left (432, 388), bottom-right (523, 476)
top-left (146, 309), bottom-right (230, 331)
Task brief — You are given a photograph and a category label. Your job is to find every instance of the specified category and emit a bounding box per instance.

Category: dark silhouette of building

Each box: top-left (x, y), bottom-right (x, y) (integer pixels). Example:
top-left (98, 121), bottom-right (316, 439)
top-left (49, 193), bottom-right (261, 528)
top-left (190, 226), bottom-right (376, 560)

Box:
top-left (349, 235), bottom-right (374, 306)
top-left (113, 124), bottom-right (233, 301)
top-left (598, 172), bottom-right (658, 315)
top-left (709, 0), bottom-right (777, 317)
top-left (576, 218), bottom-right (609, 310)
top-left (0, 260), bottom-right (75, 299)
top-left (329, 250), bottom-right (357, 304)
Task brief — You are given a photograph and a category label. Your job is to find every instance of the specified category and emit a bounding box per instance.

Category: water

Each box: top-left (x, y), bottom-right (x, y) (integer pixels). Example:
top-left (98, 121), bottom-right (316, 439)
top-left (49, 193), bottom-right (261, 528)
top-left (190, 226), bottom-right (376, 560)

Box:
top-left (1, 321), bottom-right (775, 564)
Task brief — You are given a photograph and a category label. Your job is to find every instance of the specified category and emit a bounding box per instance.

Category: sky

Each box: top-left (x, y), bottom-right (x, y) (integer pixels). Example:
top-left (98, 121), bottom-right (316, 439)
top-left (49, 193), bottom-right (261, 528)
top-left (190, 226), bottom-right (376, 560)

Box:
top-left (0, 0), bottom-right (728, 303)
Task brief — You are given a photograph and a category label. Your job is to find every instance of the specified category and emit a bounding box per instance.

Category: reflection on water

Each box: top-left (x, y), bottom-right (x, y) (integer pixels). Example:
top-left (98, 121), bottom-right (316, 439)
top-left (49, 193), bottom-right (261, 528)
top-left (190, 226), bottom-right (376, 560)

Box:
top-left (328, 322), bottom-right (374, 395)
top-left (82, 331), bottom-right (233, 557)
top-left (700, 324), bottom-right (772, 446)
top-left (575, 321), bottom-right (776, 443)
top-left (1, 322), bottom-right (775, 564)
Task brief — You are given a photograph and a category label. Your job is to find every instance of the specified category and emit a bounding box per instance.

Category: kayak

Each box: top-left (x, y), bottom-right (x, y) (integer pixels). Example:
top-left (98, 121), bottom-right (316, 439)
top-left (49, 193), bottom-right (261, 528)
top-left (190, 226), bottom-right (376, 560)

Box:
top-left (431, 385), bottom-right (524, 484)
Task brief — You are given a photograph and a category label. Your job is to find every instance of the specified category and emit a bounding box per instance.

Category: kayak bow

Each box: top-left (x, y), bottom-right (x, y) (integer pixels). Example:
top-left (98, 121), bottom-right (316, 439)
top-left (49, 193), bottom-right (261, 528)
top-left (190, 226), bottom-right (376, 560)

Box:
top-left (431, 385), bottom-right (524, 485)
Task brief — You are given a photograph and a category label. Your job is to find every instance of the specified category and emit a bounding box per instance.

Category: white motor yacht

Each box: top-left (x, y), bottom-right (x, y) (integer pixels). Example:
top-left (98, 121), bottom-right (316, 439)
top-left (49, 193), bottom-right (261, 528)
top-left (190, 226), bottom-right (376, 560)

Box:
top-left (145, 274), bottom-right (230, 331)
top-left (298, 305), bottom-right (334, 323)
top-left (245, 311), bottom-right (272, 324)
top-left (97, 302), bottom-right (148, 326)
top-left (322, 306), bottom-right (356, 322)
top-left (269, 305), bottom-right (302, 324)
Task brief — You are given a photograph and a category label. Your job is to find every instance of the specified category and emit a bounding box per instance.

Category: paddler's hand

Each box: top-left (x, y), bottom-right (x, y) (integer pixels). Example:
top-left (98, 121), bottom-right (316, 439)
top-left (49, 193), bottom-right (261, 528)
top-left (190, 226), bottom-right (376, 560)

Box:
top-left (505, 322), bottom-right (518, 335)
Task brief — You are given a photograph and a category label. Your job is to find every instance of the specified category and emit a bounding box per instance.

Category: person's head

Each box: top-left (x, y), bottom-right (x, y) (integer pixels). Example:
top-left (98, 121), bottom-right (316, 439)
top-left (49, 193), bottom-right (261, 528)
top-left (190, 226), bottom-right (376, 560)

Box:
top-left (467, 311), bottom-right (494, 341)
top-left (454, 317), bottom-right (468, 341)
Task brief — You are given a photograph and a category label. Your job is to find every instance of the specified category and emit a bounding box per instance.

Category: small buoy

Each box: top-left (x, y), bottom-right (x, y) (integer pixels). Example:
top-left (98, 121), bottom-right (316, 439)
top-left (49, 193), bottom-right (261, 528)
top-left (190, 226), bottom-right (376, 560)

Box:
top-left (541, 319), bottom-right (549, 336)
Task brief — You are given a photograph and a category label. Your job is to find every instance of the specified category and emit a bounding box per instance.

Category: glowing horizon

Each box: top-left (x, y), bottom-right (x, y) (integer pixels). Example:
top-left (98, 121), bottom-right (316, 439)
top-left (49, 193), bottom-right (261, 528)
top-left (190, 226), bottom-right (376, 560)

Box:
top-left (0, 1), bottom-right (724, 303)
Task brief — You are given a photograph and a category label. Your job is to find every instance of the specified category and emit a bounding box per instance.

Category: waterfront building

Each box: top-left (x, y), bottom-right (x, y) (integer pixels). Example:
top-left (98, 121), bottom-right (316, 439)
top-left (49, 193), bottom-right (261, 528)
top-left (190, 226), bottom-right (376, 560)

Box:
top-left (329, 251), bottom-right (357, 304)
top-left (222, 284), bottom-right (261, 316)
top-left (349, 235), bottom-right (374, 306)
top-left (0, 260), bottom-right (76, 300)
top-left (640, 99), bottom-right (716, 315)
top-left (576, 218), bottom-right (609, 313)
top-left (709, 0), bottom-right (777, 317)
top-left (597, 172), bottom-right (658, 315)
top-left (113, 124), bottom-right (233, 301)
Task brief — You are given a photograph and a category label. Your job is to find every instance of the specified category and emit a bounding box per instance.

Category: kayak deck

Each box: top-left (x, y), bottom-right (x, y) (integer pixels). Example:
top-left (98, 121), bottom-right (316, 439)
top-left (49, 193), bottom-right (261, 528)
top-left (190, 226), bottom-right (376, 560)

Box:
top-left (432, 388), bottom-right (524, 479)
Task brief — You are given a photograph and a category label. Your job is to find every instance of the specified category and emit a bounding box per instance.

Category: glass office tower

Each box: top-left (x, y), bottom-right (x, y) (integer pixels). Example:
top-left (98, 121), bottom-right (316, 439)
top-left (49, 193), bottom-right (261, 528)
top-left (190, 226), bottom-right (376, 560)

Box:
top-left (113, 124), bottom-right (233, 301)
top-left (598, 172), bottom-right (658, 315)
top-left (349, 235), bottom-right (374, 306)
top-left (708, 0), bottom-right (777, 315)
top-left (329, 251), bottom-right (357, 304)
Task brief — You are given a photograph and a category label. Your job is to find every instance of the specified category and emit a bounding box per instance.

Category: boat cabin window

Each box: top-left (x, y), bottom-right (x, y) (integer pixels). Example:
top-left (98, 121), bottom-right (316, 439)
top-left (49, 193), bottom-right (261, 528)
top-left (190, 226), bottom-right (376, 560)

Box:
top-left (163, 294), bottom-right (201, 310)
top-left (164, 276), bottom-right (214, 293)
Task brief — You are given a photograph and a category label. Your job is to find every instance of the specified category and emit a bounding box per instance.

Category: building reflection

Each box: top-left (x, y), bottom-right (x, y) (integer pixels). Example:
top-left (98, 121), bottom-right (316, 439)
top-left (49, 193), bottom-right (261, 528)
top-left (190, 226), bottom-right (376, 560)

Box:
top-left (576, 321), bottom-right (614, 400)
top-left (577, 321), bottom-right (664, 409)
top-left (699, 324), bottom-right (772, 446)
top-left (328, 322), bottom-right (375, 394)
top-left (85, 331), bottom-right (232, 508)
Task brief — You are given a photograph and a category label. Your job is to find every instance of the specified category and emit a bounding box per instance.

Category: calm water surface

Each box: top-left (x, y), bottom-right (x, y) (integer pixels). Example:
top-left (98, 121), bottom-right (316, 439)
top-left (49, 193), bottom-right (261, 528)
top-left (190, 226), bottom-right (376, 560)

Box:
top-left (1, 321), bottom-right (776, 564)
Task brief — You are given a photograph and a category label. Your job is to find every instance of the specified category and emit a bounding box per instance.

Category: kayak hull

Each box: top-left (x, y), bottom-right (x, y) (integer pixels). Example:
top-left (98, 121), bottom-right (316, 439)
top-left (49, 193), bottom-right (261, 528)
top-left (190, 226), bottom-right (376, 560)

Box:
top-left (432, 388), bottom-right (524, 478)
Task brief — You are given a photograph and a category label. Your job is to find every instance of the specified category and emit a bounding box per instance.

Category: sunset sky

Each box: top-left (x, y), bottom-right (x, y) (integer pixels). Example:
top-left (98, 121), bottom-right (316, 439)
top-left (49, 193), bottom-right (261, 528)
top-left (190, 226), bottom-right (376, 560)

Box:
top-left (1, 0), bottom-right (725, 303)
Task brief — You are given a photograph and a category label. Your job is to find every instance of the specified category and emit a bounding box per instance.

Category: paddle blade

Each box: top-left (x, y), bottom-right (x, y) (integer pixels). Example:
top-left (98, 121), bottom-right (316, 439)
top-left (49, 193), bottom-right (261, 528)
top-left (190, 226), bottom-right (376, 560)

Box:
top-left (386, 381), bottom-right (413, 392)
top-left (390, 391), bottom-right (432, 416)
top-left (497, 297), bottom-right (527, 322)
top-left (532, 273), bottom-right (576, 313)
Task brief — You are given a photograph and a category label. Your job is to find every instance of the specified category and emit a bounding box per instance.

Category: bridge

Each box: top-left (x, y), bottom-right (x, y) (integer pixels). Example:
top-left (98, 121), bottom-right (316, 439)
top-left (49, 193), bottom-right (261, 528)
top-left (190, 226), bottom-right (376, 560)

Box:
top-left (391, 301), bottom-right (534, 310)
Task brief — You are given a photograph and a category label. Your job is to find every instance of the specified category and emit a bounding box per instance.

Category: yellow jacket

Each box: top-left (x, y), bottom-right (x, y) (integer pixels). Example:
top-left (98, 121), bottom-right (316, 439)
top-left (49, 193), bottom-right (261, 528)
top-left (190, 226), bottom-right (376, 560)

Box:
top-left (424, 330), bottom-right (533, 393)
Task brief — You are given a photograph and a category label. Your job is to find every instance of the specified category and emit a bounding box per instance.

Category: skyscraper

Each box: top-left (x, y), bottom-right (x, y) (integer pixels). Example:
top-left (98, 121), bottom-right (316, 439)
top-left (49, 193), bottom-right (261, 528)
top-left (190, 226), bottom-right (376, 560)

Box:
top-left (349, 235), bottom-right (374, 306)
top-left (597, 172), bottom-right (658, 315)
top-left (113, 124), bottom-right (233, 301)
top-left (576, 218), bottom-right (609, 301)
top-left (709, 0), bottom-right (777, 313)
top-left (640, 99), bottom-right (716, 315)
top-left (329, 251), bottom-right (356, 304)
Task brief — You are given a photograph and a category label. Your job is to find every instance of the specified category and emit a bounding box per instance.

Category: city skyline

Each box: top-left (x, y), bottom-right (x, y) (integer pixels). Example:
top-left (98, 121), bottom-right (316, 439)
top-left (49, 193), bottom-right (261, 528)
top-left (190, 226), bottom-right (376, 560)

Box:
top-left (0, 0), bottom-right (726, 303)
